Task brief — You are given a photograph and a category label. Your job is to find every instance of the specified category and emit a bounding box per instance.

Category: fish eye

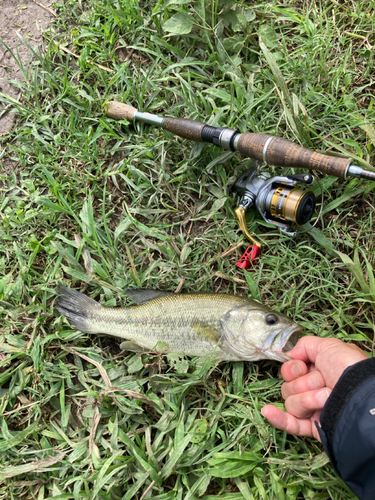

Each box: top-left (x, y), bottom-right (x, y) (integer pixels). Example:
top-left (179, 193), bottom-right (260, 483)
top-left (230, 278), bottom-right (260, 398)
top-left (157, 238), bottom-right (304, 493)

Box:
top-left (265, 314), bottom-right (278, 325)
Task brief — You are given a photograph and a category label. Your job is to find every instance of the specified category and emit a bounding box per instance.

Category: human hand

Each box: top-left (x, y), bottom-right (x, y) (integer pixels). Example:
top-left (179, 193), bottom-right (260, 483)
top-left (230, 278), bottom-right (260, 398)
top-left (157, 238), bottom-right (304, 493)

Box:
top-left (262, 336), bottom-right (368, 440)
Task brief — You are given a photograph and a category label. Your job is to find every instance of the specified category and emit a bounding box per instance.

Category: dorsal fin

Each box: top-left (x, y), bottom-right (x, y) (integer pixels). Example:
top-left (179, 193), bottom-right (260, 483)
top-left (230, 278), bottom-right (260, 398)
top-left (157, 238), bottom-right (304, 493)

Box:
top-left (126, 288), bottom-right (173, 305)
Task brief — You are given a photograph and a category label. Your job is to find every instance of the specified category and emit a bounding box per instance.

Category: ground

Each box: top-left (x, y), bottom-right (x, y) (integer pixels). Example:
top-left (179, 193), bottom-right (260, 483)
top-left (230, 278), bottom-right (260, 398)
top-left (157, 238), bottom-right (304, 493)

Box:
top-left (0, 0), bottom-right (53, 135)
top-left (0, 1), bottom-right (374, 498)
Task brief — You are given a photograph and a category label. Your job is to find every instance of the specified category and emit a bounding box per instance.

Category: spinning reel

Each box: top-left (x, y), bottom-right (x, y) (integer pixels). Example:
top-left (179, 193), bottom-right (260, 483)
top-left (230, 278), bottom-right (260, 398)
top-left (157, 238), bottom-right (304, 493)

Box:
top-left (233, 162), bottom-right (316, 248)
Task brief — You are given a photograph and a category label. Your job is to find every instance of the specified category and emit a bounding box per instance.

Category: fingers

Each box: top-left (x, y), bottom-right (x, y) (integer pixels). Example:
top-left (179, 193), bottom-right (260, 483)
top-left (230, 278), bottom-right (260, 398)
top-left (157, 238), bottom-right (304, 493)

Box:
top-left (287, 336), bottom-right (369, 390)
top-left (280, 358), bottom-right (329, 418)
top-left (281, 359), bottom-right (308, 382)
top-left (261, 405), bottom-right (322, 441)
top-left (284, 387), bottom-right (331, 418)
top-left (281, 370), bottom-right (325, 399)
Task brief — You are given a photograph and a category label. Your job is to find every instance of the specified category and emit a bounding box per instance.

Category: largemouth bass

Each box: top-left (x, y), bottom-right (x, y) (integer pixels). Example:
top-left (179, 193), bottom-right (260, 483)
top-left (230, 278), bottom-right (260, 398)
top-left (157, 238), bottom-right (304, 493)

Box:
top-left (56, 286), bottom-right (302, 362)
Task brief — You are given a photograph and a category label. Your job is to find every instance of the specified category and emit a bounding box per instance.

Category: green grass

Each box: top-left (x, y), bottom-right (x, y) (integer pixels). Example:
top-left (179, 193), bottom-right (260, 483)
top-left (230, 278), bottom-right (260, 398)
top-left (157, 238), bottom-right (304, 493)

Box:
top-left (1, 0), bottom-right (375, 498)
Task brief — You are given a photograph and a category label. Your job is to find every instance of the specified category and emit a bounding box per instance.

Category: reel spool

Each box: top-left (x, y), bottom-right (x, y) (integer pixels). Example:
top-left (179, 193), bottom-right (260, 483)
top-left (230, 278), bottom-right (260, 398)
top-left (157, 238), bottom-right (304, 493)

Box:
top-left (265, 183), bottom-right (316, 227)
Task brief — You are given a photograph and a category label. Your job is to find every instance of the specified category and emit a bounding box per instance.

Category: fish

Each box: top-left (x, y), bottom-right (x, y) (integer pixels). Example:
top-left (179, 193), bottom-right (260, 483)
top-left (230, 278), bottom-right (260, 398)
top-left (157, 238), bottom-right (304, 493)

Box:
top-left (56, 285), bottom-right (302, 362)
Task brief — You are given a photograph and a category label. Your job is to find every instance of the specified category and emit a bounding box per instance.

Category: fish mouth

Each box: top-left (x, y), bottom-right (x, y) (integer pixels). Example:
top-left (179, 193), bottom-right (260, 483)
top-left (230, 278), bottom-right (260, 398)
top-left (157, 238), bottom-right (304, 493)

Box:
top-left (262, 324), bottom-right (302, 352)
top-left (280, 325), bottom-right (303, 352)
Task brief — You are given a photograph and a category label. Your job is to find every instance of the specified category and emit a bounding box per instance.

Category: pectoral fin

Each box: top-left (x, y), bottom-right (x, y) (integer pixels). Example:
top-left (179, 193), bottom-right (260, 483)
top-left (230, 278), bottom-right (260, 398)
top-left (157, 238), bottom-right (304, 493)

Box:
top-left (193, 321), bottom-right (222, 345)
top-left (126, 288), bottom-right (173, 305)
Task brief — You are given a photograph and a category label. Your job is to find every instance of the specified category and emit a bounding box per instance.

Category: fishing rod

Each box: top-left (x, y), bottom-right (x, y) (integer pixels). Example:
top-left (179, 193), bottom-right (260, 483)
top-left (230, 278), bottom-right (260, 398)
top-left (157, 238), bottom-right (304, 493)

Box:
top-left (105, 101), bottom-right (374, 268)
top-left (105, 101), bottom-right (375, 181)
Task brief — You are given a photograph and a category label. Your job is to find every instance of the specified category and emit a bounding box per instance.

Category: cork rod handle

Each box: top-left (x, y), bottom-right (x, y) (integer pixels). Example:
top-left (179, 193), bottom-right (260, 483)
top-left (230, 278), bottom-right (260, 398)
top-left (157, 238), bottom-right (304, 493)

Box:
top-left (236, 133), bottom-right (351, 179)
top-left (105, 101), bottom-right (207, 141)
top-left (105, 101), bottom-right (352, 179)
top-left (105, 101), bottom-right (137, 121)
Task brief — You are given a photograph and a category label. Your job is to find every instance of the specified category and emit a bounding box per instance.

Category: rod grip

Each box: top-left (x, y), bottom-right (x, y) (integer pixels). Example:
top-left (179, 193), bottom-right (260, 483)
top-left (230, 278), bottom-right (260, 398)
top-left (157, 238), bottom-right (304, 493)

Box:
top-left (105, 101), bottom-right (137, 121)
top-left (162, 117), bottom-right (206, 142)
top-left (236, 133), bottom-right (351, 179)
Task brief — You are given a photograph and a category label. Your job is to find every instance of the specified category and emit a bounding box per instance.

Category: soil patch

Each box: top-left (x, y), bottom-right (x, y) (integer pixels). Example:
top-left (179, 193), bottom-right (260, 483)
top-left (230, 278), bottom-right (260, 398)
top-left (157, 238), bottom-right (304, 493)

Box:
top-left (0, 0), bottom-right (53, 135)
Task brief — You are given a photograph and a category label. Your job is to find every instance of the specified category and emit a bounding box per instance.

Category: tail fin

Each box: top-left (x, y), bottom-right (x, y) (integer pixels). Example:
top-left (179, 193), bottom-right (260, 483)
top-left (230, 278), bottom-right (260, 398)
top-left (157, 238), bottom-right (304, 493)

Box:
top-left (56, 285), bottom-right (102, 334)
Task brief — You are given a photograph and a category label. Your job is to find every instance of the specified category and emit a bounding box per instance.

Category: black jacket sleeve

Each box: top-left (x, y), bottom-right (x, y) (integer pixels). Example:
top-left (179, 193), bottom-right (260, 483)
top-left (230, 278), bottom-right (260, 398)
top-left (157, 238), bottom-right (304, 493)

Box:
top-left (316, 357), bottom-right (375, 500)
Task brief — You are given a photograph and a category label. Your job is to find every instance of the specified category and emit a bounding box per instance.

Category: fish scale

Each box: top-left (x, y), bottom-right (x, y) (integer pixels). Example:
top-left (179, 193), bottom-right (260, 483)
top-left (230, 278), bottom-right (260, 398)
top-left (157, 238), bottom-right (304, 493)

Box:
top-left (56, 286), bottom-right (302, 362)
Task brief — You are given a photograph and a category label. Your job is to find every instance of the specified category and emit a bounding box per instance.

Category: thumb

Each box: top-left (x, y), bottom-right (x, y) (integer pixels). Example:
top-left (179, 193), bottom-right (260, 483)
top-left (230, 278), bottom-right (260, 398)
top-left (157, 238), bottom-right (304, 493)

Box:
top-left (287, 335), bottom-right (326, 364)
